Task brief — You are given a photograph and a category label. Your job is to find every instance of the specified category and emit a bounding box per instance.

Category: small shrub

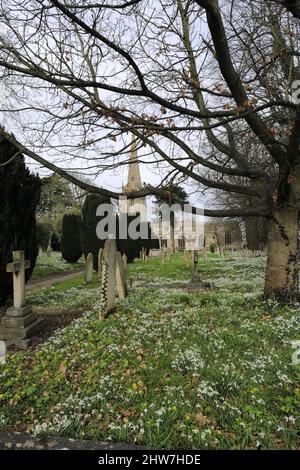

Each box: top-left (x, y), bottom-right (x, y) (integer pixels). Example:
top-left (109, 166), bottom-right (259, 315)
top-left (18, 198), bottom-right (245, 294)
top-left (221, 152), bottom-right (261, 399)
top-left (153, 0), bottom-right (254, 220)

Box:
top-left (210, 243), bottom-right (216, 253)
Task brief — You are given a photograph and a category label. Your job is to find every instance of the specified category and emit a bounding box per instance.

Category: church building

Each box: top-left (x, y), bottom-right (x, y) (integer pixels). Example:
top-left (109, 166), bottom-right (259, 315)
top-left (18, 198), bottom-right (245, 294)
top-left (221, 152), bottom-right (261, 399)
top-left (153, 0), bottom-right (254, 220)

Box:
top-left (120, 136), bottom-right (243, 252)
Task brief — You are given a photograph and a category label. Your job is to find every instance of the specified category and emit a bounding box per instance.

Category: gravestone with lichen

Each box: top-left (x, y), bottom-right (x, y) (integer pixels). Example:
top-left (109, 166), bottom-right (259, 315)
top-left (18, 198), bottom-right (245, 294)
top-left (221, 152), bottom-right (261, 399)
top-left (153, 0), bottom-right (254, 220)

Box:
top-left (0, 251), bottom-right (43, 348)
top-left (99, 239), bottom-right (117, 318)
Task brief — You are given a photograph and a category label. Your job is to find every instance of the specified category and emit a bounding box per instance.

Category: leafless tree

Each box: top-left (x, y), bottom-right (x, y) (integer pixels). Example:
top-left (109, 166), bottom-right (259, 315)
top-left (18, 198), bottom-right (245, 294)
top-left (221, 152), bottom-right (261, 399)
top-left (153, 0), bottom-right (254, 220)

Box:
top-left (0, 0), bottom-right (300, 300)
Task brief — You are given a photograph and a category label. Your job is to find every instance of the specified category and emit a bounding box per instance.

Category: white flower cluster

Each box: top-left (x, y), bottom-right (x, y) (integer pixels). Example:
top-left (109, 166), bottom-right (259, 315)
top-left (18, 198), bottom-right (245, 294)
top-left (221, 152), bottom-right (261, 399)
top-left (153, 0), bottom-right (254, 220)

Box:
top-left (29, 287), bottom-right (101, 311)
top-left (32, 390), bottom-right (109, 437)
top-left (197, 380), bottom-right (219, 399)
top-left (0, 415), bottom-right (6, 428)
top-left (171, 346), bottom-right (205, 373)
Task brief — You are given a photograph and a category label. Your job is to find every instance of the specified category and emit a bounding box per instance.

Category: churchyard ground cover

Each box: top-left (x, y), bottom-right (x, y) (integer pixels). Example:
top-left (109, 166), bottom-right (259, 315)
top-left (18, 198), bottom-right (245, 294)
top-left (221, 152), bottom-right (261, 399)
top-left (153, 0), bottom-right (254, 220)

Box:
top-left (0, 254), bottom-right (299, 449)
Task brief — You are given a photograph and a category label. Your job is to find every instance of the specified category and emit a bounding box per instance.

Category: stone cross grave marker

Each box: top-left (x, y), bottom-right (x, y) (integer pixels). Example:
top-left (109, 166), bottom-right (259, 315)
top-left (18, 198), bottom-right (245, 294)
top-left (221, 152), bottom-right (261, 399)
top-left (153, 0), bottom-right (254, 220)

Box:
top-left (116, 252), bottom-right (127, 300)
top-left (85, 252), bottom-right (93, 284)
top-left (0, 340), bottom-right (6, 364)
top-left (6, 251), bottom-right (30, 310)
top-left (0, 251), bottom-right (43, 347)
top-left (100, 239), bottom-right (117, 318)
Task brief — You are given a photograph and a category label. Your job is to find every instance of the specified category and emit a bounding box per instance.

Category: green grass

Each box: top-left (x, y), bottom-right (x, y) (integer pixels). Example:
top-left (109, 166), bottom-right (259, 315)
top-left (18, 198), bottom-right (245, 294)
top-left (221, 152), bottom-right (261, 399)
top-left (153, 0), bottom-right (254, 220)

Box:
top-left (0, 252), bottom-right (299, 449)
top-left (127, 253), bottom-right (192, 281)
top-left (31, 252), bottom-right (84, 280)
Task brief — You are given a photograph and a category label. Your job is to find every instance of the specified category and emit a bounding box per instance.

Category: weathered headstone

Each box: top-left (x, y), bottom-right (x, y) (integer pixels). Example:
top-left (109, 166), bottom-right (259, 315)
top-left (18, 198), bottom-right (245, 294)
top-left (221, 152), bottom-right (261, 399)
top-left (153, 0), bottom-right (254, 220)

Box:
top-left (38, 247), bottom-right (43, 257)
top-left (46, 244), bottom-right (52, 257)
top-left (161, 248), bottom-right (167, 265)
top-left (140, 247), bottom-right (146, 262)
top-left (98, 248), bottom-right (103, 279)
top-left (148, 249), bottom-right (160, 258)
top-left (202, 249), bottom-right (208, 263)
top-left (191, 250), bottom-right (201, 283)
top-left (0, 251), bottom-right (43, 348)
top-left (85, 252), bottom-right (93, 284)
top-left (100, 239), bottom-right (117, 318)
top-left (116, 252), bottom-right (127, 300)
top-left (123, 254), bottom-right (127, 269)
top-left (0, 341), bottom-right (6, 364)
top-left (184, 250), bottom-right (190, 267)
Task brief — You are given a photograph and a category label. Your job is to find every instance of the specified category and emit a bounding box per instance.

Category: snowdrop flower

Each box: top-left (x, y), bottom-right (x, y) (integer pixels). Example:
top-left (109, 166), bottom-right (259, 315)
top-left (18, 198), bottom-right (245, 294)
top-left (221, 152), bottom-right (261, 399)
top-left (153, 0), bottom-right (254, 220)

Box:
top-left (284, 416), bottom-right (296, 424)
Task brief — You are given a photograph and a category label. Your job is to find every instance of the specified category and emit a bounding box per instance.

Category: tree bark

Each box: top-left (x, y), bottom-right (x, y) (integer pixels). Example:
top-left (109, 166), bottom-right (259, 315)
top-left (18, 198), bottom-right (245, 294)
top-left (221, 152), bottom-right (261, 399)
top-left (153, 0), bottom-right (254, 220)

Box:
top-left (264, 208), bottom-right (299, 301)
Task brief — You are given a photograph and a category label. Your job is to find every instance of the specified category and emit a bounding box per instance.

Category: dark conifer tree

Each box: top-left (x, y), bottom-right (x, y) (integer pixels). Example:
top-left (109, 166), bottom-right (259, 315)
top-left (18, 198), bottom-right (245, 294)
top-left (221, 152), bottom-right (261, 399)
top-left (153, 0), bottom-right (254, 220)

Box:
top-left (60, 214), bottom-right (82, 262)
top-left (81, 193), bottom-right (111, 270)
top-left (0, 134), bottom-right (41, 306)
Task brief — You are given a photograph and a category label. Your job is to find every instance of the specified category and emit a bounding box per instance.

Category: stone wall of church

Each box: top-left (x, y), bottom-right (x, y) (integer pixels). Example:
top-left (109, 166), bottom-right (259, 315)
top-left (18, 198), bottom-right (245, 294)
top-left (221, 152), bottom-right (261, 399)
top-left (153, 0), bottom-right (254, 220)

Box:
top-left (162, 221), bottom-right (243, 251)
top-left (203, 222), bottom-right (243, 250)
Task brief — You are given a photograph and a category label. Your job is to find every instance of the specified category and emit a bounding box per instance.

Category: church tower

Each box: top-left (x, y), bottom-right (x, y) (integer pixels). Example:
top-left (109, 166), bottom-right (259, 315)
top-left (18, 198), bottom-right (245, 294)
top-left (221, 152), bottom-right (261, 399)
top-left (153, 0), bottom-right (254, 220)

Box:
top-left (120, 135), bottom-right (147, 218)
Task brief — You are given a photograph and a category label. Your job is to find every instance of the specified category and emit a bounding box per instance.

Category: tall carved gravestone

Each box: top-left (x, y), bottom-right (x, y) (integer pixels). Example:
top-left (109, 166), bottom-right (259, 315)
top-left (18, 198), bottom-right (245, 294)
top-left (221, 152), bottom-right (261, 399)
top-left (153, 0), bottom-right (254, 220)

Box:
top-left (100, 239), bottom-right (117, 318)
top-left (0, 251), bottom-right (43, 348)
top-left (98, 248), bottom-right (103, 279)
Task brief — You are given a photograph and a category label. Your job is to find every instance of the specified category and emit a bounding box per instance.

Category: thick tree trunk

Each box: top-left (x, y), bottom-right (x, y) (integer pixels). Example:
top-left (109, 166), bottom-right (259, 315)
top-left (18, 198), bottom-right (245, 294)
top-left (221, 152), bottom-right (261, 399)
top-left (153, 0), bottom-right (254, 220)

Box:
top-left (264, 208), bottom-right (299, 301)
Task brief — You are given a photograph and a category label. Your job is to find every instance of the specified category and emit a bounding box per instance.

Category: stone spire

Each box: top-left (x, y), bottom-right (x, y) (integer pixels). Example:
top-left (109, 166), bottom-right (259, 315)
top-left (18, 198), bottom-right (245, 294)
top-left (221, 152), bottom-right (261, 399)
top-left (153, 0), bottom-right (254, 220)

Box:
top-left (121, 135), bottom-right (147, 217)
top-left (127, 135), bottom-right (142, 191)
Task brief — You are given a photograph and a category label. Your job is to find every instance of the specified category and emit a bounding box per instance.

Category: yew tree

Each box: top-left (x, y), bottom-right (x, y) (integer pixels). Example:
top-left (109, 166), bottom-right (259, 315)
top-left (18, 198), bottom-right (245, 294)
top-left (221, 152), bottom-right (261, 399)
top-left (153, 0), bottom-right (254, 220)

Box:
top-left (0, 0), bottom-right (300, 300)
top-left (0, 134), bottom-right (41, 306)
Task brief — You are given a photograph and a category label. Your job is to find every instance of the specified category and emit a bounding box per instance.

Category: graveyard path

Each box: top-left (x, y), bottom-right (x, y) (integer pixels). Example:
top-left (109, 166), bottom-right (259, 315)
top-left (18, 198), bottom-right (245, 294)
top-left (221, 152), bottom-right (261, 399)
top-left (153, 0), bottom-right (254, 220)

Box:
top-left (0, 432), bottom-right (147, 450)
top-left (26, 269), bottom-right (85, 294)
